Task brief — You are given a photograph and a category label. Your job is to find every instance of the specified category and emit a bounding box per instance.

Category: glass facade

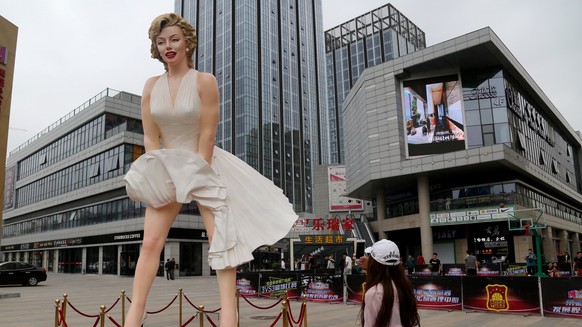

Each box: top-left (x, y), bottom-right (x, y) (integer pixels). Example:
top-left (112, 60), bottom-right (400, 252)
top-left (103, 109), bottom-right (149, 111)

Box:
top-left (463, 69), bottom-right (511, 148)
top-left (3, 198), bottom-right (199, 239)
top-left (17, 113), bottom-right (143, 180)
top-left (462, 68), bottom-right (578, 192)
top-left (16, 144), bottom-right (127, 207)
top-left (178, 0), bottom-right (329, 213)
top-left (325, 3), bottom-right (426, 163)
top-left (378, 180), bottom-right (582, 226)
top-left (505, 77), bottom-right (578, 190)
top-left (429, 182), bottom-right (582, 225)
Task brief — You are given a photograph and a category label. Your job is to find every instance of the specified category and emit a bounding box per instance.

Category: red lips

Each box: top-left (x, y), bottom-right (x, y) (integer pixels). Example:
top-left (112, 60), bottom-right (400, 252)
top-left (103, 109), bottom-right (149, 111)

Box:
top-left (165, 51), bottom-right (177, 59)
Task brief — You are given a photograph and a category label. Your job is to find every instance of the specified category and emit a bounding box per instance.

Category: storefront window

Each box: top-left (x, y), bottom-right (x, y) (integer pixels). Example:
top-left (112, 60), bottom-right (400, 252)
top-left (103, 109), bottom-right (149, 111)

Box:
top-left (86, 247), bottom-right (99, 274)
top-left (102, 245), bottom-right (118, 275)
top-left (48, 250), bottom-right (55, 272)
top-left (30, 251), bottom-right (43, 267)
top-left (431, 182), bottom-right (517, 211)
top-left (120, 244), bottom-right (140, 276)
top-left (180, 242), bottom-right (203, 276)
top-left (58, 248), bottom-right (82, 273)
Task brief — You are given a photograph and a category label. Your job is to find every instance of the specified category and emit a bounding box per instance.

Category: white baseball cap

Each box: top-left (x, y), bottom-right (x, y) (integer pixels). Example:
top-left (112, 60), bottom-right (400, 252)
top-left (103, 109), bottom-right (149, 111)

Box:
top-left (364, 239), bottom-right (401, 266)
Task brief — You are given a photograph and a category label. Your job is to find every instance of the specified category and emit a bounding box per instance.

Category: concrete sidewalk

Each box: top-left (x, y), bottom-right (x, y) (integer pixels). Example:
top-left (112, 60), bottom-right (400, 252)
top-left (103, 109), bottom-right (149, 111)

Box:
top-left (0, 273), bottom-right (580, 326)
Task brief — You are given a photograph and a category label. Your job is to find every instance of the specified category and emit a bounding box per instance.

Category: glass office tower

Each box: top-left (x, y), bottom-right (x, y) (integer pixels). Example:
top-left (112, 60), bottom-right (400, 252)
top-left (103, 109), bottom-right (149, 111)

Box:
top-left (325, 3), bottom-right (426, 163)
top-left (177, 0), bottom-right (329, 213)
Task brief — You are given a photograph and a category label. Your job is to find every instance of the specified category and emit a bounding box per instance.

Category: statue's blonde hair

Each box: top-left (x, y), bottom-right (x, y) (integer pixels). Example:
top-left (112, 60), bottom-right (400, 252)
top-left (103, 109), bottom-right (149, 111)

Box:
top-left (148, 13), bottom-right (197, 71)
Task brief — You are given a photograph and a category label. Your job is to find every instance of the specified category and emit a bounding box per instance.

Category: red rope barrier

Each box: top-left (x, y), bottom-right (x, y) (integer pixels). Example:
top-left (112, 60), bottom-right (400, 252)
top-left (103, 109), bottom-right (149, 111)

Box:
top-left (287, 303), bottom-right (306, 327)
top-left (183, 293), bottom-right (222, 313)
top-left (268, 311), bottom-right (283, 327)
top-left (241, 294), bottom-right (284, 309)
top-left (58, 309), bottom-right (70, 327)
top-left (92, 317), bottom-right (101, 327)
top-left (146, 294), bottom-right (178, 314)
top-left (206, 315), bottom-right (218, 327)
top-left (58, 309), bottom-right (64, 326)
top-left (180, 314), bottom-right (198, 327)
top-left (104, 297), bottom-right (121, 313)
top-left (106, 315), bottom-right (122, 327)
top-left (67, 301), bottom-right (100, 318)
top-left (287, 301), bottom-right (297, 323)
top-left (287, 302), bottom-right (305, 325)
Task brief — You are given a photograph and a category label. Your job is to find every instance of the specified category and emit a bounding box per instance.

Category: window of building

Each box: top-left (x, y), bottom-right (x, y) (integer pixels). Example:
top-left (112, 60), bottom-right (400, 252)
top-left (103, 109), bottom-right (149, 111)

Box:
top-left (539, 149), bottom-right (546, 165)
top-left (516, 131), bottom-right (527, 151)
top-left (551, 159), bottom-right (560, 174)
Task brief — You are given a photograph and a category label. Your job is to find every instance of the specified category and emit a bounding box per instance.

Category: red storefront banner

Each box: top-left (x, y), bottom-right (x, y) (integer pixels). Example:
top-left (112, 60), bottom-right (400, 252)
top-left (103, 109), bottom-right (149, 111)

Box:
top-left (541, 277), bottom-right (582, 319)
top-left (410, 276), bottom-right (462, 310)
top-left (462, 276), bottom-right (540, 314)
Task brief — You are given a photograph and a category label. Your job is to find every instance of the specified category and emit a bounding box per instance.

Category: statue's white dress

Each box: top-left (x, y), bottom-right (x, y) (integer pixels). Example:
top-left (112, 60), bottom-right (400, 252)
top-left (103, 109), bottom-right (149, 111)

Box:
top-left (125, 69), bottom-right (298, 269)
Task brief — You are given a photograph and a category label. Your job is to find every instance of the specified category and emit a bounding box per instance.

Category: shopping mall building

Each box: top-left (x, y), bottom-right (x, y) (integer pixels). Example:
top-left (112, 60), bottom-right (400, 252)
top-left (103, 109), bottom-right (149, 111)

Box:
top-left (341, 27), bottom-right (582, 265)
top-left (1, 90), bottom-right (213, 276)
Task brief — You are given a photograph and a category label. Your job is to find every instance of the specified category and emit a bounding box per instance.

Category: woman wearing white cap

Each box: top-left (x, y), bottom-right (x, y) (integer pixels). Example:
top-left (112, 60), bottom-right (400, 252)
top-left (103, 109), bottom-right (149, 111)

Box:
top-left (360, 239), bottom-right (419, 327)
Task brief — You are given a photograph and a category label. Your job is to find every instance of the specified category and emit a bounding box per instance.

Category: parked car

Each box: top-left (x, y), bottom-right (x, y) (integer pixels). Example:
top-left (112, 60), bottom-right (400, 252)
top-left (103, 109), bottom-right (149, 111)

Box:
top-left (0, 261), bottom-right (47, 286)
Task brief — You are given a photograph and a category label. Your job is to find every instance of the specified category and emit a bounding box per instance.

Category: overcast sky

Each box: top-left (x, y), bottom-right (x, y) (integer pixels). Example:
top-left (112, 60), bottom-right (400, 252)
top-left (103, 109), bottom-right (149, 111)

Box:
top-left (2, 0), bottom-right (581, 154)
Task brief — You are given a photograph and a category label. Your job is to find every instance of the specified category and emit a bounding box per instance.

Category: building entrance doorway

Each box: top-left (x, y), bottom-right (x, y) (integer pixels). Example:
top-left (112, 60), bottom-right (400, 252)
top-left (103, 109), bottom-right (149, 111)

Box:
top-left (120, 244), bottom-right (140, 276)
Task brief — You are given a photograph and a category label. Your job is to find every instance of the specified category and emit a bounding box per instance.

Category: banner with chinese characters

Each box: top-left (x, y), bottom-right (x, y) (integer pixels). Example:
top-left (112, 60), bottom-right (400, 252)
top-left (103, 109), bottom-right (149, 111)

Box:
top-left (301, 273), bottom-right (344, 302)
top-left (501, 264), bottom-right (527, 276)
top-left (236, 273), bottom-right (260, 297)
top-left (259, 272), bottom-right (301, 299)
top-left (299, 234), bottom-right (348, 245)
top-left (429, 206), bottom-right (515, 226)
top-left (462, 276), bottom-right (540, 314)
top-left (328, 166), bottom-right (364, 211)
top-left (410, 276), bottom-right (463, 310)
top-left (477, 263), bottom-right (502, 276)
top-left (292, 216), bottom-right (356, 233)
top-left (541, 277), bottom-right (582, 319)
top-left (443, 264), bottom-right (465, 276)
top-left (2, 165), bottom-right (15, 210)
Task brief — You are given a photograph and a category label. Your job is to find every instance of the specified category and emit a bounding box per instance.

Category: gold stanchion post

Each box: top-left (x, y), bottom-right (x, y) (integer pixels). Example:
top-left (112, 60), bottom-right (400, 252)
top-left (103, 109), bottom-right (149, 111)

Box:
top-left (281, 300), bottom-right (289, 327)
top-left (199, 304), bottom-right (205, 327)
top-left (302, 293), bottom-right (308, 327)
top-left (54, 299), bottom-right (61, 327)
top-left (179, 288), bottom-right (183, 327)
top-left (236, 289), bottom-right (240, 327)
top-left (61, 294), bottom-right (68, 327)
top-left (99, 305), bottom-right (106, 327)
top-left (121, 290), bottom-right (126, 327)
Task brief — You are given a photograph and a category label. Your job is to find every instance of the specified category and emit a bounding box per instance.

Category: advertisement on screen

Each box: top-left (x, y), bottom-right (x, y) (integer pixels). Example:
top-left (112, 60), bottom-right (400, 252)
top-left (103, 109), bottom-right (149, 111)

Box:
top-left (403, 75), bottom-right (465, 157)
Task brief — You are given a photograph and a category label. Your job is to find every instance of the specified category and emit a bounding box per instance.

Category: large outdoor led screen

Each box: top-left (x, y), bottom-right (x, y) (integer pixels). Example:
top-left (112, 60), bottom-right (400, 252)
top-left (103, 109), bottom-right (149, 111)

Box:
top-left (403, 75), bottom-right (465, 157)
